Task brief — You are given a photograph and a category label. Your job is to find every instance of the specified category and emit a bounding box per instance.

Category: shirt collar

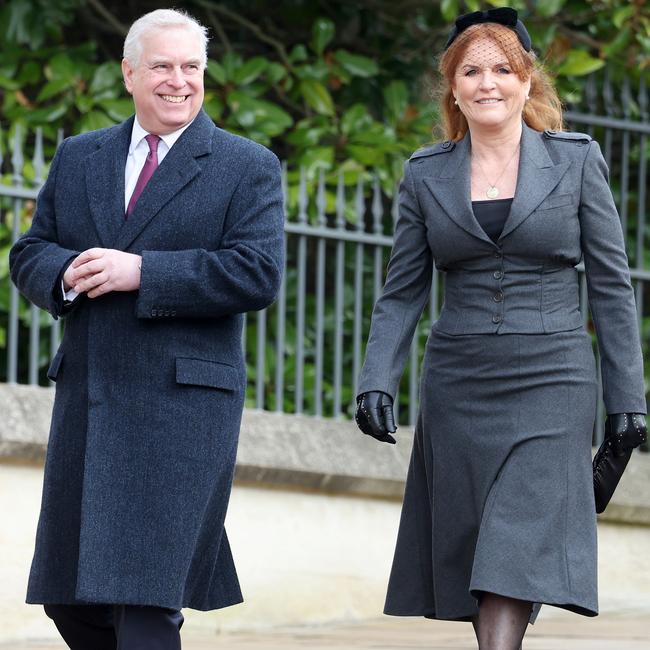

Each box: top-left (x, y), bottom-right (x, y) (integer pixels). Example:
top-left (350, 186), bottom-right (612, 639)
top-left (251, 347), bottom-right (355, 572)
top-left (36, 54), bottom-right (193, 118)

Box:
top-left (129, 116), bottom-right (195, 154)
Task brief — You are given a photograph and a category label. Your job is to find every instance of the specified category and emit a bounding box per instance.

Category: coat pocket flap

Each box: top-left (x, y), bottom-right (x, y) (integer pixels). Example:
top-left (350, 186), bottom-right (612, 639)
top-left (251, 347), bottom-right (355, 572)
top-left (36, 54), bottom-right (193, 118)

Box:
top-left (47, 350), bottom-right (64, 381)
top-left (176, 357), bottom-right (239, 390)
top-left (536, 193), bottom-right (574, 211)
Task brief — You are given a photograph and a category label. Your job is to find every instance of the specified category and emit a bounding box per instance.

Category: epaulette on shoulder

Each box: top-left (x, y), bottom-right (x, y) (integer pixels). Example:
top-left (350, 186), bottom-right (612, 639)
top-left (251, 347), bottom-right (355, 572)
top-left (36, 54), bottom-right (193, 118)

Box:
top-left (543, 130), bottom-right (592, 146)
top-left (410, 140), bottom-right (456, 160)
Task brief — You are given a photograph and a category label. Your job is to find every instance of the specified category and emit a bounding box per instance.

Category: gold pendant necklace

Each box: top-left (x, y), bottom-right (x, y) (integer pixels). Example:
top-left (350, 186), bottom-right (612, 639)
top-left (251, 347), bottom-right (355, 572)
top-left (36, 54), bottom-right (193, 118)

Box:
top-left (473, 144), bottom-right (520, 200)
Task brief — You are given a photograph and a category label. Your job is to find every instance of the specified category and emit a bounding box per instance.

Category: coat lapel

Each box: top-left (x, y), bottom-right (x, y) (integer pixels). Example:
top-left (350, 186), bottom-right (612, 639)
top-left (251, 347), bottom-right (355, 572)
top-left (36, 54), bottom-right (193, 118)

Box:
top-left (85, 118), bottom-right (133, 247)
top-left (114, 110), bottom-right (214, 251)
top-left (422, 134), bottom-right (495, 246)
top-left (499, 123), bottom-right (570, 240)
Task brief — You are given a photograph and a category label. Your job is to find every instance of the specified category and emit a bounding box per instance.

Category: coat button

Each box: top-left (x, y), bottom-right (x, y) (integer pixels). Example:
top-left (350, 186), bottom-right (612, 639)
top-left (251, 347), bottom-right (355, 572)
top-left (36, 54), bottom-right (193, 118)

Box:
top-left (493, 291), bottom-right (504, 302)
top-left (492, 314), bottom-right (502, 324)
top-left (493, 270), bottom-right (503, 279)
top-left (151, 309), bottom-right (158, 317)
top-left (493, 251), bottom-right (502, 259)
top-left (442, 140), bottom-right (451, 149)
top-left (171, 310), bottom-right (176, 317)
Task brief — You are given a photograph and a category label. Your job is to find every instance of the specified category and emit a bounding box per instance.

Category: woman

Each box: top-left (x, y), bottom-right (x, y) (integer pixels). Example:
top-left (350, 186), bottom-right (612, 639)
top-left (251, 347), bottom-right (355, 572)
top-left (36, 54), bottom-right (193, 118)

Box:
top-left (355, 8), bottom-right (647, 650)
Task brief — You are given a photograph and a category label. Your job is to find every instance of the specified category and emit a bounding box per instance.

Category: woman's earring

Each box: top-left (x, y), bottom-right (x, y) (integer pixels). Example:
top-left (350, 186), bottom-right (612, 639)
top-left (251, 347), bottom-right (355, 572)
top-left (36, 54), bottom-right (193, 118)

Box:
top-left (454, 99), bottom-right (458, 105)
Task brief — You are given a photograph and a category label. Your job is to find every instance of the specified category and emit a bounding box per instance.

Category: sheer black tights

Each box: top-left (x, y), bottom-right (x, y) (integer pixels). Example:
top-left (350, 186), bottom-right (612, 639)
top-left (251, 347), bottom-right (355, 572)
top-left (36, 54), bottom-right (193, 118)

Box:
top-left (471, 593), bottom-right (532, 650)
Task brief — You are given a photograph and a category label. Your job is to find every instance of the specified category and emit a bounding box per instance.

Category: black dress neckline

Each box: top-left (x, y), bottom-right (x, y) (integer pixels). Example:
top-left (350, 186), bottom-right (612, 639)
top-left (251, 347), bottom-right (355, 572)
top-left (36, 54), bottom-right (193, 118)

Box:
top-left (472, 197), bottom-right (513, 243)
top-left (471, 197), bottom-right (514, 204)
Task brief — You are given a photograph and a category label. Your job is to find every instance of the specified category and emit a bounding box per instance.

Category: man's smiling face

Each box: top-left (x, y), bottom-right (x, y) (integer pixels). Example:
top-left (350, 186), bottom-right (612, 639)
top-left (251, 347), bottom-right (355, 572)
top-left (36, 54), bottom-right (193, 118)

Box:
top-left (122, 25), bottom-right (204, 135)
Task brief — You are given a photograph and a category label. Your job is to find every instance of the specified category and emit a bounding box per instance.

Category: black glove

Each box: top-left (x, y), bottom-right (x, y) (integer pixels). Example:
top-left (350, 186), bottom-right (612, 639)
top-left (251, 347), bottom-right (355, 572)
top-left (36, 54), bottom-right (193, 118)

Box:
top-left (355, 391), bottom-right (397, 444)
top-left (593, 413), bottom-right (647, 514)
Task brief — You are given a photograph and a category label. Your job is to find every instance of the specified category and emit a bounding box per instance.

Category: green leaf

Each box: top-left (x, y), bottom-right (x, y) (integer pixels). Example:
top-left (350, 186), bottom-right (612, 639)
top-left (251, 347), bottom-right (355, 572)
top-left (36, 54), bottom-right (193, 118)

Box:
top-left (0, 244), bottom-right (11, 279)
top-left (464, 0), bottom-right (480, 10)
top-left (556, 50), bottom-right (605, 76)
top-left (0, 75), bottom-right (20, 91)
top-left (26, 104), bottom-right (69, 124)
top-left (535, 0), bottom-right (565, 18)
top-left (233, 57), bottom-right (268, 85)
top-left (242, 129), bottom-right (271, 146)
top-left (297, 146), bottom-right (334, 173)
top-left (17, 61), bottom-right (41, 85)
top-left (603, 28), bottom-right (631, 58)
top-left (6, 0), bottom-right (47, 48)
top-left (0, 57), bottom-right (19, 77)
top-left (47, 52), bottom-right (76, 82)
top-left (346, 144), bottom-right (385, 166)
top-left (332, 158), bottom-right (365, 186)
top-left (293, 62), bottom-right (330, 81)
top-left (266, 62), bottom-right (287, 84)
top-left (311, 18), bottom-right (335, 55)
top-left (221, 51), bottom-right (243, 82)
top-left (299, 79), bottom-right (335, 115)
top-left (333, 50), bottom-right (378, 78)
top-left (79, 110), bottom-right (115, 133)
top-left (240, 81), bottom-right (267, 99)
top-left (89, 62), bottom-right (121, 95)
top-left (206, 60), bottom-right (227, 85)
top-left (286, 125), bottom-right (328, 147)
top-left (99, 98), bottom-right (134, 121)
top-left (383, 80), bottom-right (408, 123)
top-left (227, 91), bottom-right (293, 135)
top-left (441, 0), bottom-right (460, 22)
top-left (36, 78), bottom-right (71, 101)
top-left (289, 45), bottom-right (308, 63)
top-left (613, 6), bottom-right (636, 29)
top-left (75, 94), bottom-right (95, 113)
top-left (227, 91), bottom-right (256, 127)
top-left (340, 104), bottom-right (372, 135)
top-left (255, 108), bottom-right (294, 137)
top-left (350, 127), bottom-right (395, 148)
top-left (202, 94), bottom-right (225, 121)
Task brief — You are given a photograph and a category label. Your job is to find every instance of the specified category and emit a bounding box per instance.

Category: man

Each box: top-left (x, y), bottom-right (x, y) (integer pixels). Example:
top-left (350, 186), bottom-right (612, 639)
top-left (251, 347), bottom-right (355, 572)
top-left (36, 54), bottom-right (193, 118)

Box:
top-left (10, 9), bottom-right (284, 648)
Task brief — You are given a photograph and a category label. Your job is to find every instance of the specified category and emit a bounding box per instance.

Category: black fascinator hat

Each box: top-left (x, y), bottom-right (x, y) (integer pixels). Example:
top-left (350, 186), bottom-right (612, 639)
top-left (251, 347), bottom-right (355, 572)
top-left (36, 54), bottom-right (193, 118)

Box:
top-left (444, 7), bottom-right (532, 52)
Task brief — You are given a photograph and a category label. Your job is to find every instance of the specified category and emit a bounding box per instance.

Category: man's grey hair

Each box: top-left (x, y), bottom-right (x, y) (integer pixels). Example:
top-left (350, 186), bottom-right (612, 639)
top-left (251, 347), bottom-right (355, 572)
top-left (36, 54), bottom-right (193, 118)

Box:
top-left (123, 9), bottom-right (209, 68)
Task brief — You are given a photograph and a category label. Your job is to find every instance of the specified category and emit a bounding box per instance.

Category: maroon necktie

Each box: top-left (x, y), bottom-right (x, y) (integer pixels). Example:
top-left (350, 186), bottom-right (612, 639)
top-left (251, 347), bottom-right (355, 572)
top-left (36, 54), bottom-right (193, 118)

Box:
top-left (126, 134), bottom-right (160, 218)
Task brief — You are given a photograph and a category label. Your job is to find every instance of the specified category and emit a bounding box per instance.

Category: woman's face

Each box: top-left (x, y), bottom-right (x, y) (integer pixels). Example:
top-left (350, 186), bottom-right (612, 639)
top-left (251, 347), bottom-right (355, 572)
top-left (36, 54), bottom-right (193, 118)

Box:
top-left (452, 36), bottom-right (531, 133)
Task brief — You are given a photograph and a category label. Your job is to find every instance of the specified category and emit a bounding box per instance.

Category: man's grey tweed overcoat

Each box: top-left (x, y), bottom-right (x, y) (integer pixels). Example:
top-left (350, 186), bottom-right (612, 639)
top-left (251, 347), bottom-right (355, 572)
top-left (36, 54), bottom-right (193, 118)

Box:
top-left (358, 123), bottom-right (646, 621)
top-left (10, 110), bottom-right (284, 611)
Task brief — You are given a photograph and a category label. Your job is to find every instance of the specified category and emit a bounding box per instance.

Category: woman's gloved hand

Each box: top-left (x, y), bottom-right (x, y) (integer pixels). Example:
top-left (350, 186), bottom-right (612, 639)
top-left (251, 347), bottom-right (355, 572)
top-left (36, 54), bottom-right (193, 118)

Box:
top-left (593, 413), bottom-right (647, 513)
top-left (355, 391), bottom-right (397, 444)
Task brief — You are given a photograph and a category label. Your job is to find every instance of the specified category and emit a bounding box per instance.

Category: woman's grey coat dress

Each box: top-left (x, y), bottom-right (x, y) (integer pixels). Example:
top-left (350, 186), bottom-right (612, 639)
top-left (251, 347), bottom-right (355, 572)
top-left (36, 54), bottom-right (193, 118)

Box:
top-left (10, 111), bottom-right (284, 611)
top-left (358, 123), bottom-right (646, 621)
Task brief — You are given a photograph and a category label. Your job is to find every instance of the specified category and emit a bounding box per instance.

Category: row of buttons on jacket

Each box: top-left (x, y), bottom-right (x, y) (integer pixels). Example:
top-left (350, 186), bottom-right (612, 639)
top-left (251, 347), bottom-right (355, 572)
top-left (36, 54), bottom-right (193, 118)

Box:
top-left (151, 308), bottom-right (176, 318)
top-left (493, 250), bottom-right (504, 325)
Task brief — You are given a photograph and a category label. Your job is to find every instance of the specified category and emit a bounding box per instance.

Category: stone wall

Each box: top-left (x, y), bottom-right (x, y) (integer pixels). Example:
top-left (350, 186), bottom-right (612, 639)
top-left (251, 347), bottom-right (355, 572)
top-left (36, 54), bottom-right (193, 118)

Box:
top-left (2, 383), bottom-right (649, 521)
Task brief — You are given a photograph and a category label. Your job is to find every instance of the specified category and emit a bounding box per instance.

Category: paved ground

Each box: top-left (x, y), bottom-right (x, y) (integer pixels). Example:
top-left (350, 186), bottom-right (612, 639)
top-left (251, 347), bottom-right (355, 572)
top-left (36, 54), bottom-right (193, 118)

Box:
top-left (7, 610), bottom-right (649, 649)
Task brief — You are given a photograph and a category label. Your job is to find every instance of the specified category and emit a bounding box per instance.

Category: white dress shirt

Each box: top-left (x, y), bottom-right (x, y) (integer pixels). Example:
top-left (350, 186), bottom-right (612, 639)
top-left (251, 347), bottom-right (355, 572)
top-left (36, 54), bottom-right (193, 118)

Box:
top-left (63, 117), bottom-right (193, 302)
top-left (123, 117), bottom-right (192, 212)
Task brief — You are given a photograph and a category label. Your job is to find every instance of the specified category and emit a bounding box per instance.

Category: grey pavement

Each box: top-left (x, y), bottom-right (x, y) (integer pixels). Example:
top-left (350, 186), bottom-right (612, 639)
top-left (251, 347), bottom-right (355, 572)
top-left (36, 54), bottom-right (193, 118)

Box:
top-left (6, 610), bottom-right (649, 649)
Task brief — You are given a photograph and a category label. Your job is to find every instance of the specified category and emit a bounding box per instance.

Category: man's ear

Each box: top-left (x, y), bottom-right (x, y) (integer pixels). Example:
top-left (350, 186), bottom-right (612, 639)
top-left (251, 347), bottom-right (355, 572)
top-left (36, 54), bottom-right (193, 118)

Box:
top-left (122, 58), bottom-right (134, 94)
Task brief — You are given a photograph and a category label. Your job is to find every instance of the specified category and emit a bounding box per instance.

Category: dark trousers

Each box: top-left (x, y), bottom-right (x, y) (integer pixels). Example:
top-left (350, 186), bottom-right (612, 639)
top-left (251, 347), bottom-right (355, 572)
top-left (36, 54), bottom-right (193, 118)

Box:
top-left (44, 603), bottom-right (184, 650)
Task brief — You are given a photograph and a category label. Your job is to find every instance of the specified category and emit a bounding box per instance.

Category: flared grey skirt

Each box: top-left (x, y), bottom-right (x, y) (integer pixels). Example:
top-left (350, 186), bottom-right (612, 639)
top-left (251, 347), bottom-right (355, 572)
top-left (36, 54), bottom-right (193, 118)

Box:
top-left (384, 327), bottom-right (599, 622)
